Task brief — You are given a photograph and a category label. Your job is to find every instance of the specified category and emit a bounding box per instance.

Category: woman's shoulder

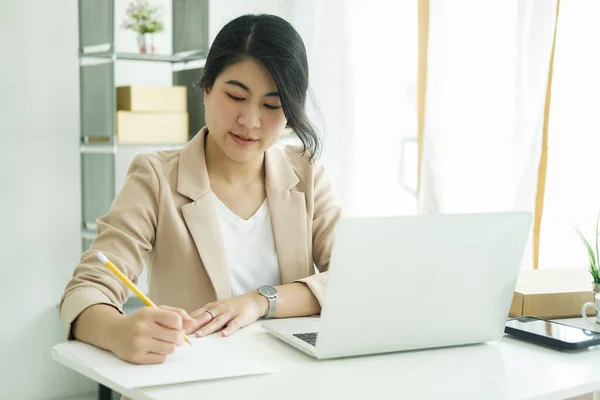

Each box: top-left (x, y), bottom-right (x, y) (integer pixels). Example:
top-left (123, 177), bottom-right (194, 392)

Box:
top-left (277, 143), bottom-right (319, 171)
top-left (272, 143), bottom-right (331, 190)
top-left (132, 148), bottom-right (182, 168)
top-left (146, 148), bottom-right (182, 164)
top-left (126, 149), bottom-right (183, 182)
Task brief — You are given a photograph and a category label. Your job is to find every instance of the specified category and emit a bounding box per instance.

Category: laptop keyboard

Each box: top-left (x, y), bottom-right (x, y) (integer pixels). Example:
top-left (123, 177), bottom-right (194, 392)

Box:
top-left (293, 332), bottom-right (318, 346)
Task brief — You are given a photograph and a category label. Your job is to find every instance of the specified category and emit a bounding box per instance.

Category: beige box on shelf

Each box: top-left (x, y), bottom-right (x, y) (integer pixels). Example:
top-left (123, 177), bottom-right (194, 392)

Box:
top-left (509, 268), bottom-right (595, 319)
top-left (117, 85), bottom-right (187, 112)
top-left (116, 111), bottom-right (189, 144)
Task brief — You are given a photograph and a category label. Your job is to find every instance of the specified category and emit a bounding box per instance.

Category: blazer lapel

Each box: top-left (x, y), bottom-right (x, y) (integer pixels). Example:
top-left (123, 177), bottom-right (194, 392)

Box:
top-left (178, 129), bottom-right (231, 300)
top-left (177, 129), bottom-right (309, 297)
top-left (265, 146), bottom-right (310, 284)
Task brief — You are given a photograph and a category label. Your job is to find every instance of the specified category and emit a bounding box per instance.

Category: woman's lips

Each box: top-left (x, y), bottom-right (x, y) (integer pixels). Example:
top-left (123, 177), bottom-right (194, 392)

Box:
top-left (230, 132), bottom-right (258, 146)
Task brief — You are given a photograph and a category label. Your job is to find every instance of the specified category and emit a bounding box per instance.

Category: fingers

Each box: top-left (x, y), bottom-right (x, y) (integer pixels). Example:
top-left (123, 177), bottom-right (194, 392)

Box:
top-left (148, 323), bottom-right (184, 346)
top-left (222, 317), bottom-right (243, 337)
top-left (151, 307), bottom-right (184, 330)
top-left (128, 351), bottom-right (167, 365)
top-left (159, 305), bottom-right (195, 323)
top-left (195, 312), bottom-right (232, 337)
top-left (195, 309), bottom-right (215, 328)
top-left (186, 305), bottom-right (217, 335)
top-left (190, 305), bottom-right (210, 319)
top-left (146, 338), bottom-right (178, 356)
top-left (189, 299), bottom-right (256, 337)
top-left (159, 305), bottom-right (196, 333)
top-left (126, 336), bottom-right (176, 365)
top-left (118, 308), bottom-right (187, 365)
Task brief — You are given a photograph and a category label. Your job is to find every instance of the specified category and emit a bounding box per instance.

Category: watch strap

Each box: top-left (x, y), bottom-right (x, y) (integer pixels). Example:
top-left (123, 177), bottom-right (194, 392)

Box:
top-left (263, 294), bottom-right (277, 319)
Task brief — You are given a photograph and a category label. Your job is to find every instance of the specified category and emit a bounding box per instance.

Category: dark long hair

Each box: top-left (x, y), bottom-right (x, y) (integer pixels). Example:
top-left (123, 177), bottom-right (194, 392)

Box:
top-left (195, 14), bottom-right (321, 161)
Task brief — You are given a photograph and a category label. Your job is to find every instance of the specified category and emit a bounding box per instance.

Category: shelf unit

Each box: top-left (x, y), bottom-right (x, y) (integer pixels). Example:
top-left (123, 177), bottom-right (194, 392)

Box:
top-left (77, 0), bottom-right (209, 256)
top-left (77, 2), bottom-right (209, 399)
top-left (81, 49), bottom-right (208, 63)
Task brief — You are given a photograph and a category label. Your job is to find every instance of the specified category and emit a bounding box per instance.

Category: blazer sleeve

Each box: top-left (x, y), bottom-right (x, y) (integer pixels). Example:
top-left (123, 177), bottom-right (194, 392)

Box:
top-left (294, 161), bottom-right (342, 306)
top-left (59, 154), bottom-right (159, 339)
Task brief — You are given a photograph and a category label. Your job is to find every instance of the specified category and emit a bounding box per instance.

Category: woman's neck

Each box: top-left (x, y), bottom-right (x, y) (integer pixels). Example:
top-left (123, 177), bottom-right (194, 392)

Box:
top-left (205, 132), bottom-right (265, 185)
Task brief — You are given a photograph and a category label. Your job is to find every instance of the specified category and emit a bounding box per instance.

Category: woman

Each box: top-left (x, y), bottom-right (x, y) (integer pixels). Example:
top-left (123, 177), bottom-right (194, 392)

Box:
top-left (59, 13), bottom-right (341, 365)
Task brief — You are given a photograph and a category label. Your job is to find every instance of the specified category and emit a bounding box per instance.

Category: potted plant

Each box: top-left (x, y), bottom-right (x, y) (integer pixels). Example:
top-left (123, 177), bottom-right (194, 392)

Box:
top-left (574, 214), bottom-right (600, 294)
top-left (121, 0), bottom-right (165, 54)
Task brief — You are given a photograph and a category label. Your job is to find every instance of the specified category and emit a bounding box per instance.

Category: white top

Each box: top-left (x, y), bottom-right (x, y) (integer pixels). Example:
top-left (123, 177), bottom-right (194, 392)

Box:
top-left (213, 193), bottom-right (282, 297)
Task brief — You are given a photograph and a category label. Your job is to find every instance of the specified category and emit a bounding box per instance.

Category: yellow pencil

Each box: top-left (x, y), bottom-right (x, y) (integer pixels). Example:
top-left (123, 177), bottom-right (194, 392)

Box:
top-left (96, 251), bottom-right (192, 346)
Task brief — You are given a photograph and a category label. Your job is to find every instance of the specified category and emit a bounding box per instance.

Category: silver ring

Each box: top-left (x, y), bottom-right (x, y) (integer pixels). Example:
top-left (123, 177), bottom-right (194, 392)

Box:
top-left (204, 310), bottom-right (215, 320)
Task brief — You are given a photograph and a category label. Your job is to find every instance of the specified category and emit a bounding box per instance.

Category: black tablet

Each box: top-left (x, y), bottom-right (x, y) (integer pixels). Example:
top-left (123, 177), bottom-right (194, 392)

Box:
top-left (505, 316), bottom-right (600, 350)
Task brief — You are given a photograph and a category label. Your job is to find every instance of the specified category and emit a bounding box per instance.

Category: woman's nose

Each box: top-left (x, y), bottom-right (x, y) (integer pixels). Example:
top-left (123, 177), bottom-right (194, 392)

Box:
top-left (238, 104), bottom-right (261, 129)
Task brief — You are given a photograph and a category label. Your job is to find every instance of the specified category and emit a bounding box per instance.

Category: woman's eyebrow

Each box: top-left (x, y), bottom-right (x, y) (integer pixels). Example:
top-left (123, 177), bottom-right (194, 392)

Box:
top-left (225, 80), bottom-right (279, 97)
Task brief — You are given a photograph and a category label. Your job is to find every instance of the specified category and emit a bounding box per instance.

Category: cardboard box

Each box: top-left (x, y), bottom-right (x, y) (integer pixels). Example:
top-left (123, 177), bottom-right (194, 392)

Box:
top-left (117, 85), bottom-right (187, 112)
top-left (509, 268), bottom-right (596, 318)
top-left (116, 111), bottom-right (188, 144)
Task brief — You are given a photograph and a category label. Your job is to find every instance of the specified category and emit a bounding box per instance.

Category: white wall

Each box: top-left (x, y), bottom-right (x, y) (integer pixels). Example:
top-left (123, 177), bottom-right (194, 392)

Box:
top-left (0, 1), bottom-right (97, 399)
top-left (209, 0), bottom-right (290, 42)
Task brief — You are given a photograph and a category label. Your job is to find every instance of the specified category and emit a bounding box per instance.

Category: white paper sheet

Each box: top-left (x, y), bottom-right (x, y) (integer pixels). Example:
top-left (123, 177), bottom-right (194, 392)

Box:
top-left (52, 335), bottom-right (277, 388)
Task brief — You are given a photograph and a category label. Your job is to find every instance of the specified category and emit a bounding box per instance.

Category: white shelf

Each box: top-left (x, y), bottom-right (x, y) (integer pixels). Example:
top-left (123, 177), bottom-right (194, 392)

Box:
top-left (81, 137), bottom-right (301, 153)
top-left (80, 143), bottom-right (185, 154)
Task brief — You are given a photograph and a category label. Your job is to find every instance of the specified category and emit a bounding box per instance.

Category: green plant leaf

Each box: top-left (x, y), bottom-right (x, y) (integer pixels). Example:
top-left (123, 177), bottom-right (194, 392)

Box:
top-left (575, 225), bottom-right (597, 270)
top-left (589, 264), bottom-right (600, 283)
top-left (122, 0), bottom-right (164, 34)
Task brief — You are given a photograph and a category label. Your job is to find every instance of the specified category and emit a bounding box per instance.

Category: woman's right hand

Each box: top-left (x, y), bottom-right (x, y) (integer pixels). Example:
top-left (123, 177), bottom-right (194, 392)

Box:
top-left (107, 306), bottom-right (195, 364)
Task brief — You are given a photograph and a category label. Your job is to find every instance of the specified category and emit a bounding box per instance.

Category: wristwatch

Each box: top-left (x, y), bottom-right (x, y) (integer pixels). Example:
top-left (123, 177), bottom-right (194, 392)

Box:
top-left (257, 285), bottom-right (278, 319)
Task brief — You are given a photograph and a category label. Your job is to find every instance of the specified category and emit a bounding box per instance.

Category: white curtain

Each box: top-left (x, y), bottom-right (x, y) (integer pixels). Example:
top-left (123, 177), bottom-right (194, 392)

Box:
top-left (419, 0), bottom-right (558, 269)
top-left (539, 1), bottom-right (600, 270)
top-left (285, 0), bottom-right (418, 217)
top-left (284, 0), bottom-right (357, 214)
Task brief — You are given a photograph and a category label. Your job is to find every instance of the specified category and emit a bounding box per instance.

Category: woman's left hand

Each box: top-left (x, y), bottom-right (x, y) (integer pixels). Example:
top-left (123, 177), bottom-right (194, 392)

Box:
top-left (187, 292), bottom-right (267, 337)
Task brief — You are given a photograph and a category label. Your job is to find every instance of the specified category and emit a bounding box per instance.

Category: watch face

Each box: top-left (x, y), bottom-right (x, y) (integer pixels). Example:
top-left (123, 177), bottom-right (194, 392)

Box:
top-left (259, 285), bottom-right (277, 296)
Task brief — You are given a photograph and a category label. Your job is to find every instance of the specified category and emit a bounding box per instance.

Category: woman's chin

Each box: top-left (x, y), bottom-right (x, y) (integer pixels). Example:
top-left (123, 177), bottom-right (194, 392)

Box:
top-left (224, 147), bottom-right (259, 163)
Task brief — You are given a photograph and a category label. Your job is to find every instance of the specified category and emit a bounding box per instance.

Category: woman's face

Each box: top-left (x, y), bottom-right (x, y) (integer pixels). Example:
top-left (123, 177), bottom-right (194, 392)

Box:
top-left (204, 57), bottom-right (287, 163)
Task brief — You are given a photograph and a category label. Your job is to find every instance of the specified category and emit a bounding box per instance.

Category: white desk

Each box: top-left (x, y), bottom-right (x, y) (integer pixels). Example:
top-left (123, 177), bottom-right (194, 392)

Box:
top-left (57, 317), bottom-right (600, 400)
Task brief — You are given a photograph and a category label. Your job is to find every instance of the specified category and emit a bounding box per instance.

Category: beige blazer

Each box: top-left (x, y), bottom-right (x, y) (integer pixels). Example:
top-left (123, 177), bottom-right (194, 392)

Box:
top-left (59, 128), bottom-right (341, 337)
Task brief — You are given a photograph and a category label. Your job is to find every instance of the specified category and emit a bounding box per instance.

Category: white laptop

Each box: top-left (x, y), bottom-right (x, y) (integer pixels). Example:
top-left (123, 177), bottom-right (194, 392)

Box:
top-left (262, 211), bottom-right (533, 359)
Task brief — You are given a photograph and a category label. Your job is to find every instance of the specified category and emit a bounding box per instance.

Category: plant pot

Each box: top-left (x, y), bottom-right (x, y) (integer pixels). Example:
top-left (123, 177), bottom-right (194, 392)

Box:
top-left (137, 33), bottom-right (156, 54)
top-left (593, 282), bottom-right (600, 295)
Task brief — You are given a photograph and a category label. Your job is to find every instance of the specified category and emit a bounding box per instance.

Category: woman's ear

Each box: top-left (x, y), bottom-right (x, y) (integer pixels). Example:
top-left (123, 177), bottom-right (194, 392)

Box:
top-left (204, 86), bottom-right (210, 107)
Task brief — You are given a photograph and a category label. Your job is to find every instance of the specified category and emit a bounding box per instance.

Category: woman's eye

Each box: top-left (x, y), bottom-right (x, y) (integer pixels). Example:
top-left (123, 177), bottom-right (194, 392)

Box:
top-left (227, 93), bottom-right (244, 101)
top-left (264, 104), bottom-right (282, 110)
